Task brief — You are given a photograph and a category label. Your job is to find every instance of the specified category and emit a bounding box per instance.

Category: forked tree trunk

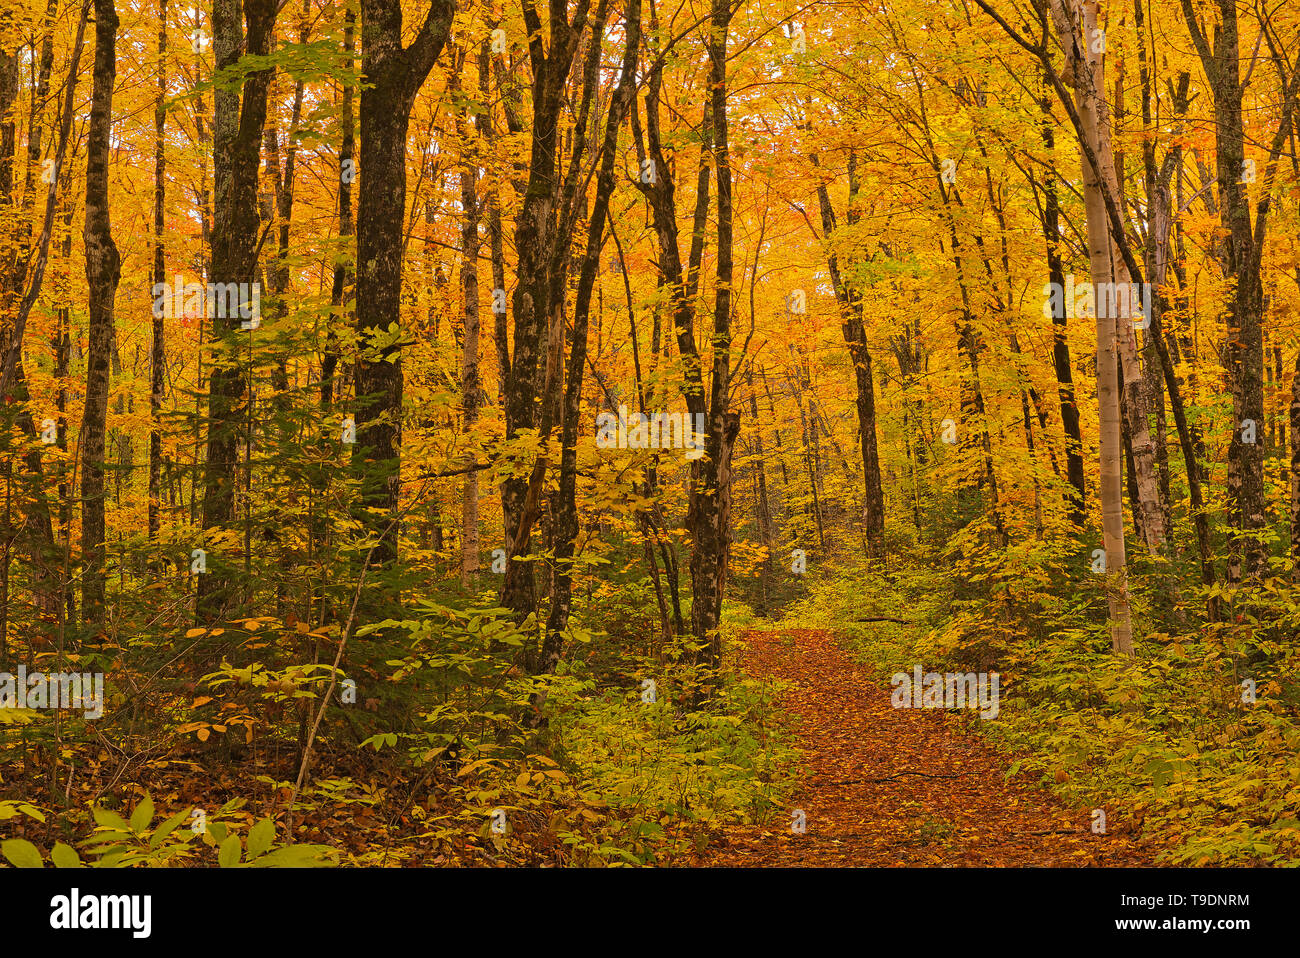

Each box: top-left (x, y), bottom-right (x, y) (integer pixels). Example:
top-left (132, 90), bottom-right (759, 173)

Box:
top-left (351, 0), bottom-right (454, 568)
top-left (541, 0), bottom-right (641, 668)
top-left (498, 0), bottom-right (598, 624)
top-left (197, 0), bottom-right (278, 620)
top-left (685, 0), bottom-right (739, 670)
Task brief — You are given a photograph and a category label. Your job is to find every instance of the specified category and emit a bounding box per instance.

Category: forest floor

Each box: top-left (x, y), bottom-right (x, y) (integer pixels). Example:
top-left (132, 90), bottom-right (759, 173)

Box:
top-left (697, 628), bottom-right (1160, 866)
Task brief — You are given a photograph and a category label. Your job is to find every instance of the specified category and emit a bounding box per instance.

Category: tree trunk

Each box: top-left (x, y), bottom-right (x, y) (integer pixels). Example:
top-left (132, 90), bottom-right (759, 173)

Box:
top-left (746, 364), bottom-right (775, 615)
top-left (80, 0), bottom-right (122, 627)
top-left (0, 16), bottom-right (64, 624)
top-left (451, 46), bottom-right (483, 589)
top-left (0, 2), bottom-right (88, 402)
top-left (1040, 90), bottom-right (1087, 523)
top-left (322, 7), bottom-right (354, 411)
top-left (541, 0), bottom-right (641, 669)
top-left (685, 0), bottom-right (739, 670)
top-left (1291, 350), bottom-right (1300, 581)
top-left (149, 0), bottom-right (166, 542)
top-left (1050, 0), bottom-right (1134, 654)
top-left (197, 0), bottom-right (278, 620)
top-left (351, 0), bottom-right (454, 569)
top-left (498, 0), bottom-right (597, 624)
top-left (1178, 0), bottom-right (1300, 582)
top-left (1115, 309), bottom-right (1165, 552)
top-left (814, 155), bottom-right (885, 558)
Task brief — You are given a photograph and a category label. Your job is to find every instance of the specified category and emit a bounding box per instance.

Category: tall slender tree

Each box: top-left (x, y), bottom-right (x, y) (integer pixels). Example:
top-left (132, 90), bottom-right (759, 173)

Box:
top-left (149, 0), bottom-right (168, 543)
top-left (81, 0), bottom-right (122, 626)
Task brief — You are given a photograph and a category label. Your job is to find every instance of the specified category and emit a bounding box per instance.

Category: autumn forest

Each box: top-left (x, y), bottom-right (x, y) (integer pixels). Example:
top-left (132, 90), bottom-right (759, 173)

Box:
top-left (1, 0), bottom-right (1299, 877)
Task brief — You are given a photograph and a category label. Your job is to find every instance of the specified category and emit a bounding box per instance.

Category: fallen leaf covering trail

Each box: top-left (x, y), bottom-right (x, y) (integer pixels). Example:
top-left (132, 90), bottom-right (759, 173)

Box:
top-left (699, 628), bottom-right (1157, 866)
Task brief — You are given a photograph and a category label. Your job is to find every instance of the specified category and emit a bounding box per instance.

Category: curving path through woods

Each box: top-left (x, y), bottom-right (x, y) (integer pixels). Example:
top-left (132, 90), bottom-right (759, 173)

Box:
top-left (699, 628), bottom-right (1158, 866)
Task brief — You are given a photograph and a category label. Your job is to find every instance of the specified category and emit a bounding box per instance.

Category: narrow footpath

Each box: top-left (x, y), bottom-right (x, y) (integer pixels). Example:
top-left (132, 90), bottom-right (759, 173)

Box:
top-left (700, 628), bottom-right (1157, 866)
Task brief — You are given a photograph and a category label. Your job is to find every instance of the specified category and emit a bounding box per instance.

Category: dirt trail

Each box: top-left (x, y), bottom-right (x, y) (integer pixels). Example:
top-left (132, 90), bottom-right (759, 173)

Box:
top-left (700, 628), bottom-right (1157, 866)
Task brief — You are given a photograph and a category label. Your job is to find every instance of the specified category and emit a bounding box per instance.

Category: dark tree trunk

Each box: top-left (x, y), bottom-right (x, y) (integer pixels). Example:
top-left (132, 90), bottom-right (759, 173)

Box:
top-left (0, 12), bottom-right (65, 624)
top-left (263, 5), bottom-right (308, 399)
top-left (351, 0), bottom-right (454, 568)
top-left (5, 364), bottom-right (61, 625)
top-left (149, 0), bottom-right (167, 542)
top-left (0, 1), bottom-right (88, 400)
top-left (1291, 350), bottom-right (1300, 581)
top-left (1180, 0), bottom-right (1300, 582)
top-left (815, 153), bottom-right (885, 558)
top-left (322, 7), bottom-right (355, 411)
top-left (746, 364), bottom-right (775, 615)
top-left (542, 0), bottom-right (641, 665)
top-left (483, 41), bottom-right (510, 405)
top-left (197, 0), bottom-right (278, 620)
top-left (630, 2), bottom-right (732, 668)
top-left (80, 0), bottom-right (122, 626)
top-left (498, 0), bottom-right (599, 624)
top-left (1039, 91), bottom-right (1086, 524)
top-left (685, 0), bottom-right (739, 670)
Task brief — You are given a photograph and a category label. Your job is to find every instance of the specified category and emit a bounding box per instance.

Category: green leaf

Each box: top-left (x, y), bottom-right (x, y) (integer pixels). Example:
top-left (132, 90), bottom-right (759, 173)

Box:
top-left (90, 805), bottom-right (131, 833)
top-left (250, 844), bottom-right (337, 867)
top-left (129, 794), bottom-right (154, 834)
top-left (360, 732), bottom-right (398, 751)
top-left (150, 807), bottom-right (195, 850)
top-left (246, 818), bottom-right (275, 859)
top-left (218, 834), bottom-right (242, 868)
top-left (2, 838), bottom-right (44, 868)
top-left (50, 842), bottom-right (83, 868)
